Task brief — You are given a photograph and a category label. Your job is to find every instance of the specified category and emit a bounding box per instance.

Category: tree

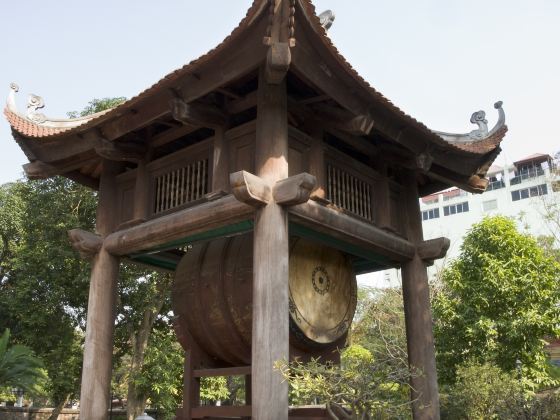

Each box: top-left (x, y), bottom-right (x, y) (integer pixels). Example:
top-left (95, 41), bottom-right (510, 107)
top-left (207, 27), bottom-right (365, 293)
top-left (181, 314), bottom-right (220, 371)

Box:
top-left (0, 329), bottom-right (46, 393)
top-left (433, 216), bottom-right (560, 388)
top-left (277, 287), bottom-right (415, 419)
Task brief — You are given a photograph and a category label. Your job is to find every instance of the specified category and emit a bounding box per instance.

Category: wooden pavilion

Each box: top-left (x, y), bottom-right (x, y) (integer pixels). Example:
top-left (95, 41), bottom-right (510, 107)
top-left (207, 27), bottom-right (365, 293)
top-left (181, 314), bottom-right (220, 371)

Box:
top-left (5, 1), bottom-right (506, 419)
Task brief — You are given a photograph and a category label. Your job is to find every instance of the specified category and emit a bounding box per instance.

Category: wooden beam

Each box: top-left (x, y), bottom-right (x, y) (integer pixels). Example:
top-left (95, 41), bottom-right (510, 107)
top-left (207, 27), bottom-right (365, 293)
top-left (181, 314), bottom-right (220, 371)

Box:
top-left (273, 173), bottom-right (316, 206)
top-left (192, 366), bottom-right (251, 378)
top-left (226, 90), bottom-right (258, 114)
top-left (298, 94), bottom-right (330, 106)
top-left (230, 170), bottom-right (271, 207)
top-left (170, 98), bottom-right (227, 128)
top-left (104, 195), bottom-right (254, 256)
top-left (150, 124), bottom-right (199, 149)
top-left (191, 406), bottom-right (252, 418)
top-left (288, 200), bottom-right (416, 262)
top-left (23, 160), bottom-right (58, 179)
top-left (68, 229), bottom-right (103, 259)
top-left (94, 136), bottom-right (146, 163)
top-left (66, 170), bottom-right (100, 190)
top-left (417, 237), bottom-right (450, 262)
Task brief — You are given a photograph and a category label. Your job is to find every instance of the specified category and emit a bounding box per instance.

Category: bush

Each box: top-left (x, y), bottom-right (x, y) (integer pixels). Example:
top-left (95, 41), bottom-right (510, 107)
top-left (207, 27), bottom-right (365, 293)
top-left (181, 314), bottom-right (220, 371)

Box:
top-left (441, 361), bottom-right (560, 419)
top-left (441, 362), bottom-right (522, 419)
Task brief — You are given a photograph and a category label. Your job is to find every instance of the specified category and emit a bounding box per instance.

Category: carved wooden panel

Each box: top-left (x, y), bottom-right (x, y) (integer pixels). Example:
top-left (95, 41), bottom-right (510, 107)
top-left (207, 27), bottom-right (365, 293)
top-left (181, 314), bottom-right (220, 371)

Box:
top-left (153, 158), bottom-right (209, 214)
top-left (327, 163), bottom-right (374, 222)
top-left (228, 122), bottom-right (256, 174)
top-left (117, 179), bottom-right (135, 225)
top-left (288, 127), bottom-right (311, 176)
top-left (388, 182), bottom-right (405, 236)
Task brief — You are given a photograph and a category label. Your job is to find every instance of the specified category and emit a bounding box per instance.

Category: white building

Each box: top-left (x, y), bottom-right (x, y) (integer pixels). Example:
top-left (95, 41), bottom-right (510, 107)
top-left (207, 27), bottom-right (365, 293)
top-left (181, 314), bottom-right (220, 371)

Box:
top-left (362, 153), bottom-right (559, 287)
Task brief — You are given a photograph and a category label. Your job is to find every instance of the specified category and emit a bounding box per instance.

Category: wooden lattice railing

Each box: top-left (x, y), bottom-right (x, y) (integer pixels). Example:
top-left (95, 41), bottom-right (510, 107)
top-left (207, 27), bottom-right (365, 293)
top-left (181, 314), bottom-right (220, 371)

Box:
top-left (327, 163), bottom-right (373, 221)
top-left (154, 158), bottom-right (209, 214)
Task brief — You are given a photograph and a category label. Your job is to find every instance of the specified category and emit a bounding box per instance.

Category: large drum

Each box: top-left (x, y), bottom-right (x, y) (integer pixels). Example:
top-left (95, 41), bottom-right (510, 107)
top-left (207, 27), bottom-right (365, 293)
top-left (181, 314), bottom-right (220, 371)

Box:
top-left (172, 234), bottom-right (357, 366)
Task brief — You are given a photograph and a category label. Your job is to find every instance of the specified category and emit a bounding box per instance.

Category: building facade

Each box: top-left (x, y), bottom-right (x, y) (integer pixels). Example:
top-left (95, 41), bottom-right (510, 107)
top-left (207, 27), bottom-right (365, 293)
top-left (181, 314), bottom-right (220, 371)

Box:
top-left (369, 153), bottom-right (559, 287)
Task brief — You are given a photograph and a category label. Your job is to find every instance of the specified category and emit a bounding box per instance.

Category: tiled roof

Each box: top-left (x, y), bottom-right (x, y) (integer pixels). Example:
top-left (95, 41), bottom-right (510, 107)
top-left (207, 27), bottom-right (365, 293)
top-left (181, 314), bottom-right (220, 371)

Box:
top-left (298, 0), bottom-right (507, 158)
top-left (3, 0), bottom-right (267, 139)
top-left (4, 0), bottom-right (505, 163)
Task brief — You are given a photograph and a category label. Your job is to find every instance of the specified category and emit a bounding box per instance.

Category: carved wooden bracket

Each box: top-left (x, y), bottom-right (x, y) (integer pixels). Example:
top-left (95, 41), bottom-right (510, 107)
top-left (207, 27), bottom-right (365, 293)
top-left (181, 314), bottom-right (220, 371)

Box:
top-left (416, 152), bottom-right (434, 173)
top-left (68, 229), bottom-right (103, 259)
top-left (273, 173), bottom-right (316, 206)
top-left (230, 171), bottom-right (271, 207)
top-left (23, 161), bottom-right (59, 179)
top-left (417, 237), bottom-right (450, 262)
top-left (94, 136), bottom-right (146, 163)
top-left (265, 42), bottom-right (291, 84)
top-left (312, 104), bottom-right (374, 136)
top-left (170, 98), bottom-right (227, 128)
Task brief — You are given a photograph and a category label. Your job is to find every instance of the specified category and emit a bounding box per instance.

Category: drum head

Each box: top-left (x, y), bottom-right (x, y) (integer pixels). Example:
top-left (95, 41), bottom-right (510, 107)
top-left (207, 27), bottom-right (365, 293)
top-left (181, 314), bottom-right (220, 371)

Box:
top-left (289, 238), bottom-right (357, 344)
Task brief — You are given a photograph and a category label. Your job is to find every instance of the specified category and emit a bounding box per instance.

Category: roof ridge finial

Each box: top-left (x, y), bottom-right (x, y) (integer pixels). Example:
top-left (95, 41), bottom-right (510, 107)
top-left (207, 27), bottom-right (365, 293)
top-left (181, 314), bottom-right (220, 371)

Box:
top-left (7, 83), bottom-right (19, 112)
top-left (27, 93), bottom-right (47, 124)
top-left (433, 101), bottom-right (506, 144)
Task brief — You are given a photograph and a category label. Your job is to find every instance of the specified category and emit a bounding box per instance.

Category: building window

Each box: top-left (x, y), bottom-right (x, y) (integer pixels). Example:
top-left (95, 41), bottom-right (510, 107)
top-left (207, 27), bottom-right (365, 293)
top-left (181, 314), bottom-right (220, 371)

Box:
top-left (443, 201), bottom-right (469, 216)
top-left (482, 199), bottom-right (498, 212)
top-left (422, 208), bottom-right (440, 220)
top-left (511, 184), bottom-right (548, 201)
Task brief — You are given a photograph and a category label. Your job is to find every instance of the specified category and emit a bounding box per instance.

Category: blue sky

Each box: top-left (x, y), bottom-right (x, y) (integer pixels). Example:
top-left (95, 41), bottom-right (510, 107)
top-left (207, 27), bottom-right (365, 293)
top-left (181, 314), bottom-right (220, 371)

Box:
top-left (1, 0), bottom-right (559, 184)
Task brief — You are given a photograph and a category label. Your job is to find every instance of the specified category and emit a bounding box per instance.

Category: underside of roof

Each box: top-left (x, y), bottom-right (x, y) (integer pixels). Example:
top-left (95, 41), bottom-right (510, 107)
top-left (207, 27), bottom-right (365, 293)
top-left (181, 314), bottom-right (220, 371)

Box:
top-left (4, 0), bottom-right (507, 194)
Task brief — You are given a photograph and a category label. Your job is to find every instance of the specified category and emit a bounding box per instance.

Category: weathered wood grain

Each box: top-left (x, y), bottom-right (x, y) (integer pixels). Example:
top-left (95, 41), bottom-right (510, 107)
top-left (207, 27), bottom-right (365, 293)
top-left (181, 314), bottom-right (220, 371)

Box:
top-left (79, 160), bottom-right (121, 420)
top-left (252, 64), bottom-right (290, 419)
top-left (400, 170), bottom-right (441, 420)
top-left (104, 195), bottom-right (254, 256)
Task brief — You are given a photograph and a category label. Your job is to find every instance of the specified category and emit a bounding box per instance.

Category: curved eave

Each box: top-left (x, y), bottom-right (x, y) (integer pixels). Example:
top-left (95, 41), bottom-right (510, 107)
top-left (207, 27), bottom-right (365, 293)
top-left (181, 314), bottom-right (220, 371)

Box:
top-left (296, 0), bottom-right (505, 171)
top-left (4, 0), bottom-right (268, 142)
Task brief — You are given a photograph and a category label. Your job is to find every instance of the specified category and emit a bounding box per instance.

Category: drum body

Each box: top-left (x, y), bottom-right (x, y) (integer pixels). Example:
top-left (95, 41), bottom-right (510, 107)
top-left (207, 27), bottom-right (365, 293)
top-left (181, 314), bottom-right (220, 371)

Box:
top-left (172, 234), bottom-right (357, 366)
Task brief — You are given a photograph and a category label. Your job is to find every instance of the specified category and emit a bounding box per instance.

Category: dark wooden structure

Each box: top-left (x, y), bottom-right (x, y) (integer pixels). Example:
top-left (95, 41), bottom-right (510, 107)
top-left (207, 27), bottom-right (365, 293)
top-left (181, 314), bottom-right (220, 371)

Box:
top-left (5, 1), bottom-right (507, 419)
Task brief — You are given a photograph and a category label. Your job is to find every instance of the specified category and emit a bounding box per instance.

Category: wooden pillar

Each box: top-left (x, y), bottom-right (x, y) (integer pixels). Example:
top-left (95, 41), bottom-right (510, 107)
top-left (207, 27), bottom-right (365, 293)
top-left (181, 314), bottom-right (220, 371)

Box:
top-left (181, 349), bottom-right (200, 420)
top-left (251, 65), bottom-right (290, 419)
top-left (401, 170), bottom-right (440, 420)
top-left (79, 160), bottom-right (121, 420)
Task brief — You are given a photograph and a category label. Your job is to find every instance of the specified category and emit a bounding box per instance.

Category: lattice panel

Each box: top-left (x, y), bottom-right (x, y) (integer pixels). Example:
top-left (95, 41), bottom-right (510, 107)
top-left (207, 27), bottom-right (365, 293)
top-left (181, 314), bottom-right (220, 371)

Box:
top-left (327, 164), bottom-right (373, 221)
top-left (154, 159), bottom-right (208, 214)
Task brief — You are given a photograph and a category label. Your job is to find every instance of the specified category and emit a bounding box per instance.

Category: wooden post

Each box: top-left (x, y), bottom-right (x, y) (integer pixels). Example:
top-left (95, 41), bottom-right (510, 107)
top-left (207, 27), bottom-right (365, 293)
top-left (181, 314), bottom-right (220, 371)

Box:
top-left (79, 160), bottom-right (121, 420)
top-left (251, 65), bottom-right (290, 419)
top-left (401, 170), bottom-right (440, 420)
top-left (181, 349), bottom-right (200, 420)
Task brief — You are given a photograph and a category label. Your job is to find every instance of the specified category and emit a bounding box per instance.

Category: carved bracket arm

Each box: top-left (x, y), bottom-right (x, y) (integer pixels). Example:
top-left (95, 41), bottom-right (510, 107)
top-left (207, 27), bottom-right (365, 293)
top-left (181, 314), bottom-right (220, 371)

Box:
top-left (230, 171), bottom-right (272, 207)
top-left (273, 173), bottom-right (316, 206)
top-left (417, 237), bottom-right (450, 263)
top-left (68, 229), bottom-right (103, 259)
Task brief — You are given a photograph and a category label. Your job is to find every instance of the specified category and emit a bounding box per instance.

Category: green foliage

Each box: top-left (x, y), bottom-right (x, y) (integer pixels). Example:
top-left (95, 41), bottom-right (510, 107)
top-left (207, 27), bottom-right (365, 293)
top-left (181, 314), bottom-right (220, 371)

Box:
top-left (66, 97), bottom-right (126, 118)
top-left (278, 343), bottom-right (413, 419)
top-left (0, 329), bottom-right (46, 392)
top-left (440, 361), bottom-right (522, 419)
top-left (133, 329), bottom-right (184, 418)
top-left (200, 377), bottom-right (230, 403)
top-left (0, 178), bottom-right (96, 404)
top-left (433, 216), bottom-right (560, 389)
